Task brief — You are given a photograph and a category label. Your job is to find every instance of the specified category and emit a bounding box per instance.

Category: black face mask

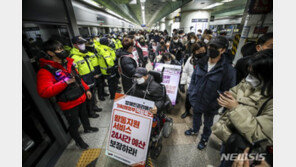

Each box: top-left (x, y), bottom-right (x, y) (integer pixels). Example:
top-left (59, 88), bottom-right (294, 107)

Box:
top-left (194, 53), bottom-right (205, 59)
top-left (55, 50), bottom-right (69, 59)
top-left (160, 41), bottom-right (165, 45)
top-left (207, 48), bottom-right (220, 58)
top-left (86, 46), bottom-right (96, 53)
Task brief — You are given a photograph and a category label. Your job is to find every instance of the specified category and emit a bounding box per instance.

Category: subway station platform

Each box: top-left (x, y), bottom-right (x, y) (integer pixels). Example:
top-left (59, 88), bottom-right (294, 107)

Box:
top-left (54, 64), bottom-right (223, 167)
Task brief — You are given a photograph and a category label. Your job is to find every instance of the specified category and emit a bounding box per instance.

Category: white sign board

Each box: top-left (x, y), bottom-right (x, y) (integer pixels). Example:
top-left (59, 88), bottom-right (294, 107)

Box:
top-left (106, 93), bottom-right (154, 166)
top-left (154, 63), bottom-right (182, 105)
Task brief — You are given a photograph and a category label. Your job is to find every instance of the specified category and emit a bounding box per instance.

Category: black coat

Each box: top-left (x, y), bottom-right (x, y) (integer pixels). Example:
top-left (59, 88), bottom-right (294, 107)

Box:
top-left (188, 55), bottom-right (236, 114)
top-left (169, 41), bottom-right (185, 61)
top-left (119, 51), bottom-right (138, 93)
top-left (128, 75), bottom-right (165, 112)
top-left (235, 56), bottom-right (252, 84)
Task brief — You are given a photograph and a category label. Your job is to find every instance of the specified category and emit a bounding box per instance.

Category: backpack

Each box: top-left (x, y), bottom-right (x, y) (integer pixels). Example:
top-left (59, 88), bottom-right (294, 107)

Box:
top-left (43, 64), bottom-right (85, 102)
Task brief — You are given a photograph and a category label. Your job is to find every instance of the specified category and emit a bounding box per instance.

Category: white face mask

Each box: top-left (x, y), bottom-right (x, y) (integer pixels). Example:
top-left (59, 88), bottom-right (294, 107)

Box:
top-left (191, 39), bottom-right (195, 43)
top-left (246, 74), bottom-right (260, 88)
top-left (164, 61), bottom-right (171, 64)
top-left (78, 43), bottom-right (86, 51)
top-left (173, 40), bottom-right (178, 43)
top-left (136, 77), bottom-right (145, 85)
top-left (204, 39), bottom-right (209, 44)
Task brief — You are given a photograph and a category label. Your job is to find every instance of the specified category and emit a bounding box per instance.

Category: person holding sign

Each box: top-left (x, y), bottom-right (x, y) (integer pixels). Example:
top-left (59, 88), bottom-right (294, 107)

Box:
top-left (185, 36), bottom-right (236, 150)
top-left (127, 67), bottom-right (168, 114)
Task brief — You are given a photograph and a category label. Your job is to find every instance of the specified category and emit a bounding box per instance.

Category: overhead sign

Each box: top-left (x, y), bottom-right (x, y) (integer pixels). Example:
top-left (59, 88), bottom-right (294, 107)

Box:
top-left (154, 63), bottom-right (182, 105)
top-left (106, 93), bottom-right (154, 166)
top-left (190, 18), bottom-right (209, 34)
top-left (192, 18), bottom-right (208, 23)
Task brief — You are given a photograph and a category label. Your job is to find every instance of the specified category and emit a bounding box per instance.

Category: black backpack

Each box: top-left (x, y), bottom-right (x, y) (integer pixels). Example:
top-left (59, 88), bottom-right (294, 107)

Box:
top-left (43, 64), bottom-right (85, 102)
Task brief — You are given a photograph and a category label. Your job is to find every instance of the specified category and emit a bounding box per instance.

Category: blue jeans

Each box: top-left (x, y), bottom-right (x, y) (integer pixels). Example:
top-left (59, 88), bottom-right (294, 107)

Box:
top-left (192, 111), bottom-right (216, 141)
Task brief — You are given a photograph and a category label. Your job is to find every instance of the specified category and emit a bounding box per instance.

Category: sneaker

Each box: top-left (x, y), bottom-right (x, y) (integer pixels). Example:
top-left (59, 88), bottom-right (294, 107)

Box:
top-left (84, 127), bottom-right (99, 133)
top-left (93, 106), bottom-right (102, 112)
top-left (181, 111), bottom-right (191, 119)
top-left (197, 138), bottom-right (208, 150)
top-left (89, 113), bottom-right (99, 118)
top-left (185, 128), bottom-right (198, 136)
top-left (76, 139), bottom-right (89, 150)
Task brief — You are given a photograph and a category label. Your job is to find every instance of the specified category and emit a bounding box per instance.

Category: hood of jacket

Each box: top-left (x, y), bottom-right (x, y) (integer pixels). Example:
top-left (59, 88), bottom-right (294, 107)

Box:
top-left (39, 57), bottom-right (74, 72)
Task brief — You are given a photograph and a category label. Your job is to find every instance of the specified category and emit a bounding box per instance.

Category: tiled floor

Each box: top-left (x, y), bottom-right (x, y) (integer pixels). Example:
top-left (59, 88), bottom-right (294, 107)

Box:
top-left (54, 62), bottom-right (223, 167)
top-left (54, 91), bottom-right (223, 167)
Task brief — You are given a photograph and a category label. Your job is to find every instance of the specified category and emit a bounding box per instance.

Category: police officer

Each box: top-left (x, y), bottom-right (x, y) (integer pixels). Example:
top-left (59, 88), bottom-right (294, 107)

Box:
top-left (88, 36), bottom-right (109, 101)
top-left (70, 36), bottom-right (100, 118)
top-left (115, 34), bottom-right (123, 50)
top-left (97, 37), bottom-right (118, 100)
top-left (37, 39), bottom-right (98, 149)
top-left (84, 38), bottom-right (105, 111)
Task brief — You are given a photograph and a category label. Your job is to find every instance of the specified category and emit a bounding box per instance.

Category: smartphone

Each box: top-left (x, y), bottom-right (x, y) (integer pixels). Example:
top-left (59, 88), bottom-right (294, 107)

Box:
top-left (217, 90), bottom-right (223, 95)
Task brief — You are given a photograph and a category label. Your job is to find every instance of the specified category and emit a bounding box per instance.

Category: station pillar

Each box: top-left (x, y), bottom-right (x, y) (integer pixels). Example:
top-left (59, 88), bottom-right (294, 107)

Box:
top-left (160, 18), bottom-right (166, 31)
top-left (165, 18), bottom-right (174, 36)
top-left (180, 4), bottom-right (211, 34)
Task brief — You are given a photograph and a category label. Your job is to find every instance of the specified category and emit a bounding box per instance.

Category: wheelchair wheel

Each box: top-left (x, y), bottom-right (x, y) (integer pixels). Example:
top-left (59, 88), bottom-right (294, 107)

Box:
top-left (150, 140), bottom-right (163, 159)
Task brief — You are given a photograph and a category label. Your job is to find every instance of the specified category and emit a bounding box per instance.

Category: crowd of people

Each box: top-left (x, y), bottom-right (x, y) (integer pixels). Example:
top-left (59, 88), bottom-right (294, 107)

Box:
top-left (34, 28), bottom-right (273, 167)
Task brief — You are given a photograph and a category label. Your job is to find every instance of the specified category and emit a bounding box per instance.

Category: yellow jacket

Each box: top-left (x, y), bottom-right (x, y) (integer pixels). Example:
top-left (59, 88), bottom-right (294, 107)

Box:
top-left (97, 45), bottom-right (115, 75)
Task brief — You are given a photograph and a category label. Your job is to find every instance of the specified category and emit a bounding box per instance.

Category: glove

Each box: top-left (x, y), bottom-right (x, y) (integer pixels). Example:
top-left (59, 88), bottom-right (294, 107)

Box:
top-left (179, 84), bottom-right (185, 93)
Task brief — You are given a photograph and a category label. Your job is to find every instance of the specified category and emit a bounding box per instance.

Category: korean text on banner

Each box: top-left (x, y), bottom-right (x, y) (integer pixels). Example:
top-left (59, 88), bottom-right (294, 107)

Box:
top-left (154, 63), bottom-right (182, 105)
top-left (106, 93), bottom-right (154, 166)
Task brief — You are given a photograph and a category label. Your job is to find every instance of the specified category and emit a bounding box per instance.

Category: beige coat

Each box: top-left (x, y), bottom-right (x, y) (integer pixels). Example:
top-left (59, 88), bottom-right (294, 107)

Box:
top-left (212, 80), bottom-right (273, 149)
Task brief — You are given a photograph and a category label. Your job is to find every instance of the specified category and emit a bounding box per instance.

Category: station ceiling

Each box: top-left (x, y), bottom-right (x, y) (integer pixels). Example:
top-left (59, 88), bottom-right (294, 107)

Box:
top-left (93, 0), bottom-right (247, 26)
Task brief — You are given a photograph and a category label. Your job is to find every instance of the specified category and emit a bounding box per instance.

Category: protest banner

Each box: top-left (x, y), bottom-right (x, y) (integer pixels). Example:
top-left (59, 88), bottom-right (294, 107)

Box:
top-left (106, 93), bottom-right (154, 166)
top-left (154, 63), bottom-right (182, 105)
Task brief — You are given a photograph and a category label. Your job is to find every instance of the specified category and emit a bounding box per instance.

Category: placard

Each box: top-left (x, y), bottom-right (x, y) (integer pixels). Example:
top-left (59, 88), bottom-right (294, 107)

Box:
top-left (106, 93), bottom-right (154, 166)
top-left (154, 63), bottom-right (182, 105)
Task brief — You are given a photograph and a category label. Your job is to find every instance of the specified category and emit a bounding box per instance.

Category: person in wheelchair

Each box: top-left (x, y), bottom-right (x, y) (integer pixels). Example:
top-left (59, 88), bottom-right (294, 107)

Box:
top-left (126, 67), bottom-right (173, 159)
top-left (127, 67), bottom-right (169, 116)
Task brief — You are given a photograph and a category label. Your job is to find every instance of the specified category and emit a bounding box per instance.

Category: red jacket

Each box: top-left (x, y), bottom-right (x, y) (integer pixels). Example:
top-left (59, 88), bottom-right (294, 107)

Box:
top-left (37, 57), bottom-right (89, 111)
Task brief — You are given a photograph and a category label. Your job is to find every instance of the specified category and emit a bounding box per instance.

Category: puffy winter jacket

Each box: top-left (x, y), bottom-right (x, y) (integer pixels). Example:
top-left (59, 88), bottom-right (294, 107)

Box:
top-left (37, 57), bottom-right (89, 111)
top-left (118, 50), bottom-right (138, 93)
top-left (169, 41), bottom-right (185, 61)
top-left (180, 56), bottom-right (194, 88)
top-left (128, 75), bottom-right (165, 112)
top-left (212, 79), bottom-right (273, 151)
top-left (188, 55), bottom-right (236, 114)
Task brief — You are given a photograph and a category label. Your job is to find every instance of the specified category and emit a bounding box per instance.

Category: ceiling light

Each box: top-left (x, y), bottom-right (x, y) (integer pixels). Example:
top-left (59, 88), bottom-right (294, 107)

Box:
top-left (82, 0), bottom-right (102, 8)
top-left (129, 0), bottom-right (137, 4)
top-left (203, 2), bottom-right (224, 9)
top-left (221, 0), bottom-right (234, 2)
